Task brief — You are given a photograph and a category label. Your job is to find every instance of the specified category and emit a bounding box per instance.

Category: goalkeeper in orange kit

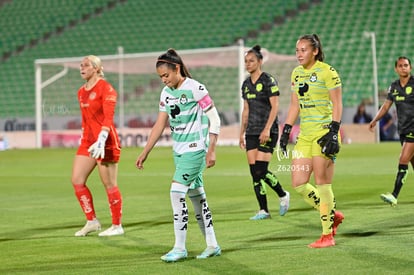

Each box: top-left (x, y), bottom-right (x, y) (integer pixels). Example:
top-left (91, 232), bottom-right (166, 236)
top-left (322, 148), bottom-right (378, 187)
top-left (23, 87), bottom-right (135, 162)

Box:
top-left (71, 55), bottom-right (123, 237)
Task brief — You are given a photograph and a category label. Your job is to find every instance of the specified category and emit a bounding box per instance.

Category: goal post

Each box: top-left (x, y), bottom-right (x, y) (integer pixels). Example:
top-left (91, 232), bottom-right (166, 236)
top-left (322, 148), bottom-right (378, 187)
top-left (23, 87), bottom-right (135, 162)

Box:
top-left (34, 41), bottom-right (297, 148)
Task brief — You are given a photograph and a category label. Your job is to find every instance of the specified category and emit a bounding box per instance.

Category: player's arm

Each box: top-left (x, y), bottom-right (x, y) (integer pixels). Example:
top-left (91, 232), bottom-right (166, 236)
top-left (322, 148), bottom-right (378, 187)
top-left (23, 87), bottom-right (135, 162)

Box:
top-left (317, 86), bottom-right (343, 158)
top-left (279, 92), bottom-right (300, 153)
top-left (88, 85), bottom-right (116, 159)
top-left (369, 99), bottom-right (393, 132)
top-left (259, 95), bottom-right (278, 144)
top-left (204, 101), bottom-right (220, 168)
top-left (329, 86), bottom-right (343, 123)
top-left (136, 112), bottom-right (169, 169)
top-left (239, 100), bottom-right (249, 149)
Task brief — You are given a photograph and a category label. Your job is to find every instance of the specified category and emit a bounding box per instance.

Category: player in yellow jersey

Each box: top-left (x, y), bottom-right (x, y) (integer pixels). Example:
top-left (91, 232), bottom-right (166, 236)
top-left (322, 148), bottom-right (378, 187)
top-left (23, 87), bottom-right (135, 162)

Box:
top-left (279, 34), bottom-right (344, 248)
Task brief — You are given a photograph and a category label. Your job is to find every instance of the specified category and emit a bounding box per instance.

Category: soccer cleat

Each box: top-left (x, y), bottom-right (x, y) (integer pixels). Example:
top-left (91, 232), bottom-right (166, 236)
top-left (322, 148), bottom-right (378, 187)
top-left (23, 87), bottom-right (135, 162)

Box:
top-left (279, 191), bottom-right (290, 216)
top-left (75, 219), bottom-right (101, 237)
top-left (196, 246), bottom-right (221, 259)
top-left (308, 233), bottom-right (335, 248)
top-left (98, 224), bottom-right (124, 237)
top-left (160, 248), bottom-right (188, 262)
top-left (249, 210), bottom-right (271, 220)
top-left (380, 193), bottom-right (397, 207)
top-left (332, 210), bottom-right (344, 237)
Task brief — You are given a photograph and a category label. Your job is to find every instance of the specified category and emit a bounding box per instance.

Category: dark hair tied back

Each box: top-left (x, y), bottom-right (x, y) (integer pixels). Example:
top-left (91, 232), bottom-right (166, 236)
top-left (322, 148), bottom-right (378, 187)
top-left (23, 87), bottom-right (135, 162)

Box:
top-left (248, 44), bottom-right (263, 60)
top-left (299, 34), bottom-right (325, 62)
top-left (156, 48), bottom-right (192, 78)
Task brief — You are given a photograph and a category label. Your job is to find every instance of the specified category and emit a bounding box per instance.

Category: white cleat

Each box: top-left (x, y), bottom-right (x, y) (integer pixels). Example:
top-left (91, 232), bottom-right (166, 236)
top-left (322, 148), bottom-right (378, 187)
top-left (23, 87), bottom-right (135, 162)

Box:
top-left (98, 224), bottom-right (124, 237)
top-left (75, 219), bottom-right (101, 237)
top-left (279, 191), bottom-right (290, 216)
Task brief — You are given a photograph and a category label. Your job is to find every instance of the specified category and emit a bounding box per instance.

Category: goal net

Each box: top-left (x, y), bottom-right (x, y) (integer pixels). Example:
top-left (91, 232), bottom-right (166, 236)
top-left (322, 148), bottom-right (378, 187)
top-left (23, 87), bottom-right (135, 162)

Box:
top-left (34, 43), bottom-right (297, 148)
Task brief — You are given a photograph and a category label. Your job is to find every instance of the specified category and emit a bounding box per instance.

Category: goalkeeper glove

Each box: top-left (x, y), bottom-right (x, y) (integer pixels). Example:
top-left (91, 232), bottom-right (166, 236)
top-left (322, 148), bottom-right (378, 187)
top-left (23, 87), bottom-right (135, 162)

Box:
top-left (279, 124), bottom-right (292, 155)
top-left (88, 130), bottom-right (109, 159)
top-left (317, 121), bottom-right (340, 158)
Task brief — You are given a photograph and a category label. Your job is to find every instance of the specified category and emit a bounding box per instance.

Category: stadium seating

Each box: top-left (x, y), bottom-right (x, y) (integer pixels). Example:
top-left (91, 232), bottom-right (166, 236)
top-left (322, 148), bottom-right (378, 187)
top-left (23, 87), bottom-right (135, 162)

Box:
top-left (1, 0), bottom-right (414, 120)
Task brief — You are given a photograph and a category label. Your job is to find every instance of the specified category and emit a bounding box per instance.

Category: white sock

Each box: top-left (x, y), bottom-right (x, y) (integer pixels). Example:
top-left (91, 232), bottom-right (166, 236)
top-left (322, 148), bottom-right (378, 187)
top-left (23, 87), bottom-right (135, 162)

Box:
top-left (188, 186), bottom-right (218, 248)
top-left (170, 182), bottom-right (189, 250)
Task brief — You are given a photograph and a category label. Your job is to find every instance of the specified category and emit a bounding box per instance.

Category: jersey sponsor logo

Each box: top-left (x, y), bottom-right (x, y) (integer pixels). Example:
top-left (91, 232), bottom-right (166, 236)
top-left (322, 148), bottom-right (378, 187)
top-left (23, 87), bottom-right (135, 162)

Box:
top-left (171, 126), bottom-right (186, 132)
top-left (189, 142), bottom-right (197, 148)
top-left (309, 73), bottom-right (317, 82)
top-left (169, 104), bottom-right (181, 118)
top-left (256, 83), bottom-right (263, 92)
top-left (298, 83), bottom-right (309, 96)
top-left (165, 96), bottom-right (179, 104)
top-left (396, 95), bottom-right (405, 101)
top-left (247, 93), bottom-right (256, 99)
top-left (406, 87), bottom-right (412, 95)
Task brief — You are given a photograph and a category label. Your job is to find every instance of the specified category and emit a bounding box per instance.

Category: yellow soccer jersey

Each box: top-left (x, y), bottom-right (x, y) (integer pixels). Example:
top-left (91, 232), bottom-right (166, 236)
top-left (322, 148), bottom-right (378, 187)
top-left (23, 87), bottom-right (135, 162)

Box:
top-left (291, 61), bottom-right (341, 135)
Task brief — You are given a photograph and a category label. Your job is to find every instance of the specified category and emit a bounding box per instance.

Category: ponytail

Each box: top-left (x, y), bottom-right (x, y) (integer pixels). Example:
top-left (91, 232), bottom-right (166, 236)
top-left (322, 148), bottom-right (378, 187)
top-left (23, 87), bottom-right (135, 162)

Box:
top-left (156, 48), bottom-right (192, 78)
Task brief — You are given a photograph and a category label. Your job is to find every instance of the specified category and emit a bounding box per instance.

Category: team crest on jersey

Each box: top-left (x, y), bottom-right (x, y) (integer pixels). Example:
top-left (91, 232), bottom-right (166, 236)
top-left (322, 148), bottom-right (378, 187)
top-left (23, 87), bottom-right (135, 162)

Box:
top-left (180, 94), bottom-right (188, 104)
top-left (256, 83), bottom-right (263, 92)
top-left (309, 73), bottom-right (317, 82)
top-left (89, 92), bottom-right (96, 100)
top-left (406, 87), bottom-right (412, 95)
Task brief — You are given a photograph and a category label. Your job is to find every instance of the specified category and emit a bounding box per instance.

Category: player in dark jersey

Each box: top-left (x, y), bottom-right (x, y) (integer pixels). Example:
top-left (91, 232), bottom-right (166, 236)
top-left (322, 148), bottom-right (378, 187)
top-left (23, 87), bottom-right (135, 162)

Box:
top-left (239, 45), bottom-right (290, 220)
top-left (369, 56), bottom-right (414, 206)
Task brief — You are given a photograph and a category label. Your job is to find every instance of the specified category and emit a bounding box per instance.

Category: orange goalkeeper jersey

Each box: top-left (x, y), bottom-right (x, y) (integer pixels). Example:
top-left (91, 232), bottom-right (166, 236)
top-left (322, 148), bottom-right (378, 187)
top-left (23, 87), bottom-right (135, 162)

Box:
top-left (77, 79), bottom-right (120, 149)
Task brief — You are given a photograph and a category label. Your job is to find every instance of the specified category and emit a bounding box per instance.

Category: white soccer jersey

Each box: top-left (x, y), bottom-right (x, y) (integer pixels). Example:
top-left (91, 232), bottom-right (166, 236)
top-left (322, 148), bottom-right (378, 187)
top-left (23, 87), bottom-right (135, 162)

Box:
top-left (159, 78), bottom-right (211, 154)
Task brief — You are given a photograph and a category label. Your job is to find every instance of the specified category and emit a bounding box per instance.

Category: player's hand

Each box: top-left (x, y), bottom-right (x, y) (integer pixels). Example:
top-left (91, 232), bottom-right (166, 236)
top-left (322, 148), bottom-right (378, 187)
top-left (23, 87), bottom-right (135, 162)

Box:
top-left (317, 121), bottom-right (340, 158)
top-left (136, 153), bottom-right (147, 170)
top-left (279, 124), bottom-right (292, 155)
top-left (239, 136), bottom-right (245, 150)
top-left (206, 150), bottom-right (216, 168)
top-left (368, 120), bottom-right (376, 132)
top-left (88, 130), bottom-right (108, 159)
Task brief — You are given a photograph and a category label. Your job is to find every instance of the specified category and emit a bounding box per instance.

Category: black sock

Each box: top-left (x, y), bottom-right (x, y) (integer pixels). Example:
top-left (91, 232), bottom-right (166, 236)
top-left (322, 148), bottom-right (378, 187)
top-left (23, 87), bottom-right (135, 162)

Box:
top-left (253, 181), bottom-right (268, 212)
top-left (392, 164), bottom-right (408, 198)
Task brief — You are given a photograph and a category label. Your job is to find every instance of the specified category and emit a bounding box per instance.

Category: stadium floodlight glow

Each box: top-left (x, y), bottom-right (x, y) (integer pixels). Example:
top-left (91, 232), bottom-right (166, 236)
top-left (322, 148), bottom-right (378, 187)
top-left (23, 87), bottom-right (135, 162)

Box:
top-left (364, 31), bottom-right (380, 143)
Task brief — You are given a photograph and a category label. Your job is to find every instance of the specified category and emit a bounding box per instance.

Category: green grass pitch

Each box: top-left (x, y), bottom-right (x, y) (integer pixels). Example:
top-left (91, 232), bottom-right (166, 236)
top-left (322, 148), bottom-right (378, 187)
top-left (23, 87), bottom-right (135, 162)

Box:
top-left (1, 143), bottom-right (414, 274)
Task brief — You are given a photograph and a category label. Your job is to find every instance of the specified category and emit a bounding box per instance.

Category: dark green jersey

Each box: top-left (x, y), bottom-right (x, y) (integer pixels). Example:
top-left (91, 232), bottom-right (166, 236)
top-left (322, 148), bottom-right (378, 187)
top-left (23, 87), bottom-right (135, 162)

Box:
top-left (386, 75), bottom-right (414, 134)
top-left (241, 72), bottom-right (280, 135)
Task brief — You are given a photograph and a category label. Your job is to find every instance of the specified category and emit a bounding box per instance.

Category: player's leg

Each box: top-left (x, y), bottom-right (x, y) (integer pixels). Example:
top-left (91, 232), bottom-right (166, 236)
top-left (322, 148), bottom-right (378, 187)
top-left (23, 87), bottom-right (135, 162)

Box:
top-left (308, 155), bottom-right (337, 248)
top-left (381, 138), bottom-right (414, 206)
top-left (161, 150), bottom-right (205, 262)
top-left (71, 154), bottom-right (101, 236)
top-left (188, 184), bottom-right (221, 259)
top-left (257, 134), bottom-right (290, 216)
top-left (96, 160), bottom-right (124, 236)
top-left (291, 137), bottom-right (317, 209)
top-left (245, 136), bottom-right (270, 219)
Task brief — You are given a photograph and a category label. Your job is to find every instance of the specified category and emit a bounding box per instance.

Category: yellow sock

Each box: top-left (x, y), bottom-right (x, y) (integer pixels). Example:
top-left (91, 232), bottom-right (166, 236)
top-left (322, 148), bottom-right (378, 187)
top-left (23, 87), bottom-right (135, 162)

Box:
top-left (317, 184), bottom-right (335, 235)
top-left (294, 183), bottom-right (320, 210)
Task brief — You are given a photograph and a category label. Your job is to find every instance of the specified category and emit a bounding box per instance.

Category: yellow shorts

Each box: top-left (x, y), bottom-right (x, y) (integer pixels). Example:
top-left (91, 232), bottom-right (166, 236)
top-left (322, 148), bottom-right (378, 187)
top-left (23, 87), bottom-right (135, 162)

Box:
top-left (293, 129), bottom-right (341, 159)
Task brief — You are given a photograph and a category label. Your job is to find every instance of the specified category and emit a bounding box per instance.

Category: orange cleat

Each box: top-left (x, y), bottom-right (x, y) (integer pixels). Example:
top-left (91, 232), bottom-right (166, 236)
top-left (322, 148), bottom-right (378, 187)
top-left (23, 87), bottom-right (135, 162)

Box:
top-left (308, 233), bottom-right (335, 248)
top-left (332, 210), bottom-right (344, 236)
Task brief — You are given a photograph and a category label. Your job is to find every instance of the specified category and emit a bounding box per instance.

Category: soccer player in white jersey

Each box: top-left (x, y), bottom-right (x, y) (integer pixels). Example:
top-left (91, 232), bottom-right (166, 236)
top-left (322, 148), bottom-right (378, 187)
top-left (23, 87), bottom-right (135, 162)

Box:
top-left (136, 49), bottom-right (221, 262)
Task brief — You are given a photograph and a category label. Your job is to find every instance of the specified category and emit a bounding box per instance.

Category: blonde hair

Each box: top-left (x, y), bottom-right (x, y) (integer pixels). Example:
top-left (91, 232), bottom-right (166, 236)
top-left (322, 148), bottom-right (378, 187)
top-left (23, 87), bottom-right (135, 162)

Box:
top-left (86, 55), bottom-right (104, 77)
